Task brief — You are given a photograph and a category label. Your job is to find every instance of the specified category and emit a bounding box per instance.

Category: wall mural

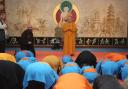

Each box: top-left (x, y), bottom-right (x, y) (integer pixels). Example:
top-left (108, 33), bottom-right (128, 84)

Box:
top-left (4, 0), bottom-right (128, 47)
top-left (0, 0), bottom-right (5, 14)
top-left (5, 0), bottom-right (128, 37)
top-left (80, 4), bottom-right (127, 37)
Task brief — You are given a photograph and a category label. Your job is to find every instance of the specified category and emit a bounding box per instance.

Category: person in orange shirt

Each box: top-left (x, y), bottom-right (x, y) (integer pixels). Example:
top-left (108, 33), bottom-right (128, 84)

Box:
top-left (53, 73), bottom-right (92, 89)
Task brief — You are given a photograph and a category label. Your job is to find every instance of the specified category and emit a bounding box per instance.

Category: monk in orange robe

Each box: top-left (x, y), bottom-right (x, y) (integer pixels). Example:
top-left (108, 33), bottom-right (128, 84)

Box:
top-left (61, 22), bottom-right (77, 56)
top-left (60, 6), bottom-right (77, 56)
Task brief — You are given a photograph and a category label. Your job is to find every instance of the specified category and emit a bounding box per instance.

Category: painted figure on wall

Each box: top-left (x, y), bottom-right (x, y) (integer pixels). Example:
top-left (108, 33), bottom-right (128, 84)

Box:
top-left (59, 1), bottom-right (77, 56)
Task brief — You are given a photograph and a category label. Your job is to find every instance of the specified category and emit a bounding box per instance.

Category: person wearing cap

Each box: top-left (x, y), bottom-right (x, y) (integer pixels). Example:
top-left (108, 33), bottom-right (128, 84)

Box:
top-left (20, 26), bottom-right (35, 56)
top-left (0, 60), bottom-right (25, 89)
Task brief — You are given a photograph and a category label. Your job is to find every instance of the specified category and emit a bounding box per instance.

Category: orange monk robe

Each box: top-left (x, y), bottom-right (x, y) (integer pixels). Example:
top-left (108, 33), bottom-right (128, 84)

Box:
top-left (53, 73), bottom-right (92, 89)
top-left (62, 22), bottom-right (77, 56)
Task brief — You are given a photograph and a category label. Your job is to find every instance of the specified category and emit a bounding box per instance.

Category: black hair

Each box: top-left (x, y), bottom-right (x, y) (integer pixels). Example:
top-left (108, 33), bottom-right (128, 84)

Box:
top-left (75, 50), bottom-right (97, 68)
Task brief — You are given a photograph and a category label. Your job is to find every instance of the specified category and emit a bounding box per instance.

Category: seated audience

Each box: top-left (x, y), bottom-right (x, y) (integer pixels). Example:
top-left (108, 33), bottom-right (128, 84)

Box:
top-left (0, 60), bottom-right (25, 89)
top-left (120, 62), bottom-right (128, 80)
top-left (54, 73), bottom-right (92, 89)
top-left (42, 55), bottom-right (63, 74)
top-left (75, 50), bottom-right (97, 68)
top-left (0, 53), bottom-right (16, 62)
top-left (23, 62), bottom-right (58, 89)
top-left (15, 50), bottom-right (34, 62)
top-left (17, 57), bottom-right (37, 70)
top-left (93, 75), bottom-right (124, 89)
top-left (96, 60), bottom-right (119, 76)
top-left (61, 62), bottom-right (80, 74)
top-left (62, 55), bottom-right (73, 64)
top-left (81, 65), bottom-right (98, 83)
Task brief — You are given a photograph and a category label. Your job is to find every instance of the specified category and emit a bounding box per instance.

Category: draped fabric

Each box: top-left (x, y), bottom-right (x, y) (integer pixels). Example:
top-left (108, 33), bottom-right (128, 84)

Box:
top-left (17, 57), bottom-right (37, 71)
top-left (62, 55), bottom-right (73, 64)
top-left (62, 22), bottom-right (77, 56)
top-left (42, 55), bottom-right (63, 74)
top-left (54, 73), bottom-right (92, 89)
top-left (81, 66), bottom-right (98, 83)
top-left (0, 53), bottom-right (16, 62)
top-left (61, 62), bottom-right (80, 74)
top-left (96, 60), bottom-right (119, 75)
top-left (93, 75), bottom-right (124, 89)
top-left (15, 50), bottom-right (34, 62)
top-left (0, 60), bottom-right (25, 89)
top-left (121, 64), bottom-right (128, 80)
top-left (23, 62), bottom-right (58, 89)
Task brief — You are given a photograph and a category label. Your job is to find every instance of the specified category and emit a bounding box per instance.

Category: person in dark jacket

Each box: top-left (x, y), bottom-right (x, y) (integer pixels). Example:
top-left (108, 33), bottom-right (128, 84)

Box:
top-left (20, 26), bottom-right (35, 56)
top-left (75, 50), bottom-right (97, 68)
top-left (0, 13), bottom-right (7, 53)
top-left (0, 60), bottom-right (25, 89)
top-left (93, 75), bottom-right (124, 89)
